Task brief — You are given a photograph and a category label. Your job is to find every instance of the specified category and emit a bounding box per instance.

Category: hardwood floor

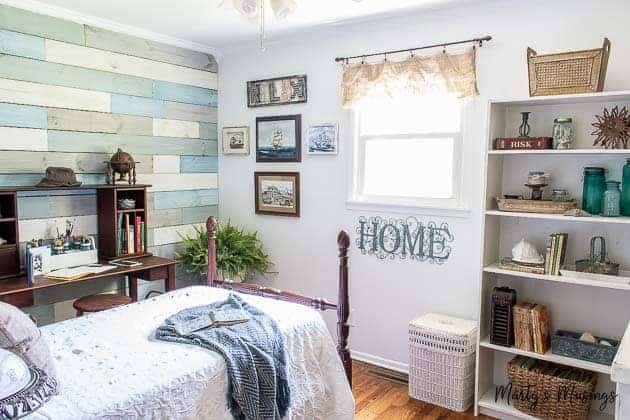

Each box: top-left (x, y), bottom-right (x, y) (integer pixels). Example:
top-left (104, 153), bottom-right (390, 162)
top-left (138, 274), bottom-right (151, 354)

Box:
top-left (353, 361), bottom-right (493, 420)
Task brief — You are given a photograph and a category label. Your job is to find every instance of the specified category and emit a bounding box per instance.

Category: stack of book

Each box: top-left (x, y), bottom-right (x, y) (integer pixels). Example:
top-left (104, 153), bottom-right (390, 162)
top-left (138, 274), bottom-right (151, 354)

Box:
top-left (117, 213), bottom-right (146, 256)
top-left (513, 302), bottom-right (551, 354)
top-left (544, 233), bottom-right (568, 276)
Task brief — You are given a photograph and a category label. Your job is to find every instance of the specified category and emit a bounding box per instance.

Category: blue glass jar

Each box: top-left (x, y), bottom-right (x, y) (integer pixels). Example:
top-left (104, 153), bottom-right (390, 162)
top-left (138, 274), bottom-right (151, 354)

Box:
top-left (601, 181), bottom-right (621, 217)
top-left (582, 167), bottom-right (606, 215)
top-left (622, 159), bottom-right (630, 217)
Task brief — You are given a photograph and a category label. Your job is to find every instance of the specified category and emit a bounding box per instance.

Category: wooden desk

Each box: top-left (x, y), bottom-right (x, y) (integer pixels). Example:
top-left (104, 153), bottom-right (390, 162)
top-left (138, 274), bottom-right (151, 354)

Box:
top-left (0, 256), bottom-right (176, 308)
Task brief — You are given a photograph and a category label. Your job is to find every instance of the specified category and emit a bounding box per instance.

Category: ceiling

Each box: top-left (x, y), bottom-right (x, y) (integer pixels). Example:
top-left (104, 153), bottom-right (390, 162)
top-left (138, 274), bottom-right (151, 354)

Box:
top-left (29, 0), bottom-right (475, 50)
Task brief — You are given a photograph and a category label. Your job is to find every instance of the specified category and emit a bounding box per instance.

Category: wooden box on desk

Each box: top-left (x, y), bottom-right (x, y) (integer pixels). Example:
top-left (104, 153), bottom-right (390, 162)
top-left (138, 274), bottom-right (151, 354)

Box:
top-left (96, 185), bottom-right (151, 261)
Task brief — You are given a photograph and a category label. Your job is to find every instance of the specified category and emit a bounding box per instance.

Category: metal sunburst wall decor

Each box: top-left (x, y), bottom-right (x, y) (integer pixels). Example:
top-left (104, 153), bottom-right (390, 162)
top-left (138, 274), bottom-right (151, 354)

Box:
top-left (592, 105), bottom-right (630, 149)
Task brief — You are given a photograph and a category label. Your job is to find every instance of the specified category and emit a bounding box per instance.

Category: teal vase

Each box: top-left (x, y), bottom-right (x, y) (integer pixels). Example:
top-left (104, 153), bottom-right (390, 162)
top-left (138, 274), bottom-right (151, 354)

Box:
top-left (622, 159), bottom-right (630, 216)
top-left (582, 167), bottom-right (606, 215)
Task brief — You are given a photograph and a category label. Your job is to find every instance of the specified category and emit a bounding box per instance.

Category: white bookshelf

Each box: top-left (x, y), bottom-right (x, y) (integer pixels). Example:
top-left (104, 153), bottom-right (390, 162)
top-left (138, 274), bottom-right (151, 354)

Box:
top-left (476, 91), bottom-right (630, 420)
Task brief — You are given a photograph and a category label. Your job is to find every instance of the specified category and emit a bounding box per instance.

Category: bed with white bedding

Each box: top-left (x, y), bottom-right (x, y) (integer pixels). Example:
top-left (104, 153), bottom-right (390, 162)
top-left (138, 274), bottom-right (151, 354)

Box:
top-left (26, 286), bottom-right (354, 419)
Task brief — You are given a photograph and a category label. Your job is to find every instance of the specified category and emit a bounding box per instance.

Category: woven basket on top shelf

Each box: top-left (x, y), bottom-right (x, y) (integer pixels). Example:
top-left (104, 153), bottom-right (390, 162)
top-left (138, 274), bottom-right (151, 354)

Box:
top-left (527, 38), bottom-right (610, 96)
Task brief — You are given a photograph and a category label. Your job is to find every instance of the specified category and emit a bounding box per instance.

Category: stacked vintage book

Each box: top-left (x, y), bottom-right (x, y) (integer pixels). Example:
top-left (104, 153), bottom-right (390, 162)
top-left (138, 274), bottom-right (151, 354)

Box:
top-left (513, 302), bottom-right (551, 354)
top-left (117, 214), bottom-right (146, 256)
top-left (544, 233), bottom-right (568, 275)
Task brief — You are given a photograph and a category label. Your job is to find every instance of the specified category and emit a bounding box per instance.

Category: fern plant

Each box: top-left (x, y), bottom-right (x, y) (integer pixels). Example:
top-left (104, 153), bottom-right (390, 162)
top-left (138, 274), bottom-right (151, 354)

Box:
top-left (176, 221), bottom-right (272, 281)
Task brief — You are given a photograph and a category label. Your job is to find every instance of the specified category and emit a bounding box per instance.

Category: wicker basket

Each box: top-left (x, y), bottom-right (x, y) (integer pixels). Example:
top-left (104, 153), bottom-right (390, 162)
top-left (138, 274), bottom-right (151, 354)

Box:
top-left (507, 356), bottom-right (597, 420)
top-left (528, 38), bottom-right (611, 96)
top-left (409, 313), bottom-right (477, 412)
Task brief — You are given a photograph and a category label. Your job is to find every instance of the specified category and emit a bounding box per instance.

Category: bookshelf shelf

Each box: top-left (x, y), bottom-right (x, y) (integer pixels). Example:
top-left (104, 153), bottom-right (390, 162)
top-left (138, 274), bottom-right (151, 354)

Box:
top-left (485, 210), bottom-right (630, 224)
top-left (116, 208), bottom-right (145, 214)
top-left (489, 149), bottom-right (630, 155)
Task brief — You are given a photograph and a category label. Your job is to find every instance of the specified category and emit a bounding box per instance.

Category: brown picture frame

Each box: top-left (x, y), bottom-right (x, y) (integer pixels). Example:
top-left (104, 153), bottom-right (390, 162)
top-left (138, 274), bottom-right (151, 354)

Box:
top-left (256, 115), bottom-right (301, 163)
top-left (247, 75), bottom-right (307, 107)
top-left (254, 172), bottom-right (300, 217)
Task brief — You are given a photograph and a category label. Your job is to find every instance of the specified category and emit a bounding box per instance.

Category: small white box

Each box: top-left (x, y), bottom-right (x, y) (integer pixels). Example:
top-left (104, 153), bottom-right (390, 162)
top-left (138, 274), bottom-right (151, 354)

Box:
top-left (48, 249), bottom-right (98, 272)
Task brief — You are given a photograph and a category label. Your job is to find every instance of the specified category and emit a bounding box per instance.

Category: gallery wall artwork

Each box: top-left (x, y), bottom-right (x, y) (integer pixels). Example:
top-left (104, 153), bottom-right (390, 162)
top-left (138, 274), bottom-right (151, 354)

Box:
top-left (247, 75), bottom-right (307, 107)
top-left (307, 123), bottom-right (338, 155)
top-left (222, 126), bottom-right (250, 155)
top-left (254, 172), bottom-right (300, 217)
top-left (256, 115), bottom-right (302, 162)
top-left (355, 216), bottom-right (454, 264)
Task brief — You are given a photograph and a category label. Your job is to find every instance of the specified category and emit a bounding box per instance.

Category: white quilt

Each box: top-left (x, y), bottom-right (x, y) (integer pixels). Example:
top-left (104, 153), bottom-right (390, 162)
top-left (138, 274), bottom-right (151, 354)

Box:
top-left (26, 286), bottom-right (354, 419)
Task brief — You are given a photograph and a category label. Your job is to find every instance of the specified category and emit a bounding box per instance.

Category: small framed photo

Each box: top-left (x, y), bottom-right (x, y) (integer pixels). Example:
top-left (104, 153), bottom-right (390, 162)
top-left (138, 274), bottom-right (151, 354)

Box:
top-left (255, 172), bottom-right (300, 217)
top-left (307, 123), bottom-right (338, 155)
top-left (247, 75), bottom-right (307, 107)
top-left (222, 126), bottom-right (250, 155)
top-left (256, 115), bottom-right (301, 162)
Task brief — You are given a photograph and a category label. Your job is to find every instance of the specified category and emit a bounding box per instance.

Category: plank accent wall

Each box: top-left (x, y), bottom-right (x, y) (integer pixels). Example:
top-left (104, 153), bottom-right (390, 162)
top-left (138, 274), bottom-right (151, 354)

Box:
top-left (0, 5), bottom-right (218, 324)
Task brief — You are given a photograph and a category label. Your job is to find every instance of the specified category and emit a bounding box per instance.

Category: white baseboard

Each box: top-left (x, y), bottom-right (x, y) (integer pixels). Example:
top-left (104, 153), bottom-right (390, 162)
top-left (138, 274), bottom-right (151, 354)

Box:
top-left (351, 349), bottom-right (409, 374)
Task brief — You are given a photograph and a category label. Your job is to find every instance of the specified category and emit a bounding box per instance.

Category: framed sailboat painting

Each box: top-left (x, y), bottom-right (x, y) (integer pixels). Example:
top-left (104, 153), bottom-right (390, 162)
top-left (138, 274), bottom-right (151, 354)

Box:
top-left (256, 115), bottom-right (301, 162)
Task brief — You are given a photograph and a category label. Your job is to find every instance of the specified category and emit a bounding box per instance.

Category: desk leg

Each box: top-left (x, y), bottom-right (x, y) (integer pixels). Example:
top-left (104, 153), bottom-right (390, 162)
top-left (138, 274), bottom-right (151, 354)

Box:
top-left (129, 275), bottom-right (138, 302)
top-left (165, 265), bottom-right (176, 292)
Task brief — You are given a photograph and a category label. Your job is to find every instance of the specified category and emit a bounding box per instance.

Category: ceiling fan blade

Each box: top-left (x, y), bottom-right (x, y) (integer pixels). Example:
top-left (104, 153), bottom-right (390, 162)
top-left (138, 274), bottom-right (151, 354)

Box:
top-left (270, 0), bottom-right (297, 19)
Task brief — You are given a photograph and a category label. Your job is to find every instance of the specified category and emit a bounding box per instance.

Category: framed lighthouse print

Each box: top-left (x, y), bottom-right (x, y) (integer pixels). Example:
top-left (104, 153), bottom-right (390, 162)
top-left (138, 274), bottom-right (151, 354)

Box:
top-left (256, 115), bottom-right (301, 162)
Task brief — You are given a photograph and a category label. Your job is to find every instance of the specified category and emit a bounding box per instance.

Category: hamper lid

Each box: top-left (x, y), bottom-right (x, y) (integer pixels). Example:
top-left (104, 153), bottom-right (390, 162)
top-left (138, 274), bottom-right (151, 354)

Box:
top-left (409, 313), bottom-right (477, 336)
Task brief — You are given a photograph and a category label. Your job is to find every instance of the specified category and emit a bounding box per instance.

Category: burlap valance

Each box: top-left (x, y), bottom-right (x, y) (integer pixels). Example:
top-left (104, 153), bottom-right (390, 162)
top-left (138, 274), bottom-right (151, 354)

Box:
top-left (341, 48), bottom-right (478, 108)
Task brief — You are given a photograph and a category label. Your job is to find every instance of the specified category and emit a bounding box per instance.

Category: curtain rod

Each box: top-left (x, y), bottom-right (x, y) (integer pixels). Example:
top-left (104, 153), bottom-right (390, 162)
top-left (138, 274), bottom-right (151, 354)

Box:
top-left (334, 35), bottom-right (492, 63)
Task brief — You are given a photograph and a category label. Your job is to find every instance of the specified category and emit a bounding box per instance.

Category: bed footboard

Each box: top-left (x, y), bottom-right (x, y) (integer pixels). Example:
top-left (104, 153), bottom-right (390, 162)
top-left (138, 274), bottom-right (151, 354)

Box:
top-left (206, 217), bottom-right (352, 386)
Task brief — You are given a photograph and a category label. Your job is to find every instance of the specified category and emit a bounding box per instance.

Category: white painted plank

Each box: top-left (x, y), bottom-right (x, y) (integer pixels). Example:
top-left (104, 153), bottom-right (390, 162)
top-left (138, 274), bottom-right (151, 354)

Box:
top-left (19, 215), bottom-right (98, 242)
top-left (0, 78), bottom-right (110, 112)
top-left (152, 156), bottom-right (180, 174)
top-left (0, 127), bottom-right (47, 151)
top-left (45, 40), bottom-right (218, 90)
top-left (152, 223), bottom-right (205, 246)
top-left (152, 118), bottom-right (199, 138)
top-left (137, 173), bottom-right (219, 192)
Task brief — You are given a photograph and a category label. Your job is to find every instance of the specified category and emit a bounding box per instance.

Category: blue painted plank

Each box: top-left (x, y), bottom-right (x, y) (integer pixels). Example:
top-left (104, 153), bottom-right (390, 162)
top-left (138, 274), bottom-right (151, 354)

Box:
top-left (182, 205), bottom-right (218, 224)
top-left (180, 156), bottom-right (218, 173)
top-left (0, 29), bottom-right (45, 59)
top-left (18, 194), bottom-right (97, 219)
top-left (153, 189), bottom-right (219, 210)
top-left (17, 195), bottom-right (50, 219)
top-left (0, 103), bottom-right (47, 129)
top-left (111, 94), bottom-right (165, 118)
top-left (199, 123), bottom-right (218, 140)
top-left (153, 81), bottom-right (218, 107)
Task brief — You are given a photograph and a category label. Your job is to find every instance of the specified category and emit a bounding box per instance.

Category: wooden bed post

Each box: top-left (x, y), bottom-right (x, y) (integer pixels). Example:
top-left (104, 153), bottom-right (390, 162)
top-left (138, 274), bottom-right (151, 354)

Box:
top-left (206, 216), bottom-right (218, 287)
top-left (337, 231), bottom-right (352, 386)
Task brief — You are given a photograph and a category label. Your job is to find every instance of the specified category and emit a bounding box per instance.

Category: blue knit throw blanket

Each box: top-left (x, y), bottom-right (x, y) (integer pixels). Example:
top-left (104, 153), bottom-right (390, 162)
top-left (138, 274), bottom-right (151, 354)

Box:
top-left (155, 293), bottom-right (290, 420)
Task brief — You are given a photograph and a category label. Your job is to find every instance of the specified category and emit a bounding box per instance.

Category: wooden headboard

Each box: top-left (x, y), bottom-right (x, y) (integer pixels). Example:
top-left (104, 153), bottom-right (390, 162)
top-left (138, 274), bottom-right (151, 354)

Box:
top-left (205, 217), bottom-right (352, 386)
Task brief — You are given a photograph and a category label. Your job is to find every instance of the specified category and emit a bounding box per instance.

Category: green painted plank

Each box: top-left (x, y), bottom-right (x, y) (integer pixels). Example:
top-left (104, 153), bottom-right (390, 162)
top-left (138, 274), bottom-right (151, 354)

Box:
top-left (0, 55), bottom-right (153, 98)
top-left (18, 194), bottom-right (96, 220)
top-left (180, 156), bottom-right (218, 173)
top-left (164, 101), bottom-right (217, 123)
top-left (111, 94), bottom-right (165, 118)
top-left (148, 208), bottom-right (183, 228)
top-left (0, 103), bottom-right (47, 128)
top-left (0, 5), bottom-right (85, 45)
top-left (48, 108), bottom-right (152, 136)
top-left (182, 205), bottom-right (218, 224)
top-left (0, 151), bottom-right (153, 174)
top-left (199, 122), bottom-right (218, 140)
top-left (0, 29), bottom-right (45, 59)
top-left (153, 80), bottom-right (218, 107)
top-left (84, 26), bottom-right (217, 72)
top-left (153, 189), bottom-right (219, 210)
top-left (47, 130), bottom-right (214, 156)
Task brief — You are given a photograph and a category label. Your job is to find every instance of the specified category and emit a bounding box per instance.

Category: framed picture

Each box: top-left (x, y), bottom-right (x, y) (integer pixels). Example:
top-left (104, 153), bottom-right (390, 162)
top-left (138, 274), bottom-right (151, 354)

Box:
top-left (256, 115), bottom-right (301, 162)
top-left (247, 75), bottom-right (307, 107)
top-left (222, 126), bottom-right (250, 155)
top-left (307, 123), bottom-right (338, 155)
top-left (255, 172), bottom-right (300, 217)
top-left (26, 246), bottom-right (50, 285)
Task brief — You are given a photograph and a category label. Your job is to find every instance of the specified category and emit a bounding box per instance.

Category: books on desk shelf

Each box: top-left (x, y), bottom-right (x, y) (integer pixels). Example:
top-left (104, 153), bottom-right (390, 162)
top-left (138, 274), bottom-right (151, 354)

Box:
top-left (117, 214), bottom-right (146, 256)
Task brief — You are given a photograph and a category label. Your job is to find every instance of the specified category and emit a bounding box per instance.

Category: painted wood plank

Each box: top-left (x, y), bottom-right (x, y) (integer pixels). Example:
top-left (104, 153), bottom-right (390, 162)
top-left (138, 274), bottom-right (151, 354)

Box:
top-left (153, 189), bottom-right (219, 210)
top-left (48, 108), bottom-right (152, 136)
top-left (199, 122), bottom-right (218, 140)
top-left (0, 29), bottom-right (45, 59)
top-left (152, 223), bottom-right (205, 246)
top-left (147, 242), bottom-right (185, 259)
top-left (205, 140), bottom-right (219, 155)
top-left (18, 194), bottom-right (96, 220)
top-left (148, 208), bottom-right (183, 228)
top-left (0, 103), bottom-right (47, 129)
top-left (111, 94), bottom-right (164, 118)
top-left (164, 101), bottom-right (218, 123)
top-left (45, 40), bottom-right (218, 90)
top-left (84, 26), bottom-right (217, 73)
top-left (0, 55), bottom-right (153, 98)
top-left (0, 5), bottom-right (85, 45)
top-left (0, 78), bottom-right (110, 112)
top-left (18, 189), bottom-right (95, 198)
top-left (0, 127), bottom-right (47, 151)
top-left (0, 151), bottom-right (153, 174)
top-left (182, 205), bottom-right (218, 224)
top-left (0, 174), bottom-right (42, 186)
top-left (153, 81), bottom-right (217, 107)
top-left (152, 156), bottom-right (180, 173)
top-left (137, 173), bottom-right (219, 192)
top-left (19, 215), bottom-right (97, 242)
top-left (180, 156), bottom-right (218, 173)
top-left (152, 118), bottom-right (199, 138)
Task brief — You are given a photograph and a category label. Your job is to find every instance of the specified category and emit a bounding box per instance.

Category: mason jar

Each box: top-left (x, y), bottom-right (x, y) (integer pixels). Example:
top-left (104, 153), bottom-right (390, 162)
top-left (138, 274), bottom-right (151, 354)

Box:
top-left (582, 167), bottom-right (606, 215)
top-left (601, 181), bottom-right (621, 217)
top-left (553, 118), bottom-right (574, 149)
top-left (622, 159), bottom-right (630, 216)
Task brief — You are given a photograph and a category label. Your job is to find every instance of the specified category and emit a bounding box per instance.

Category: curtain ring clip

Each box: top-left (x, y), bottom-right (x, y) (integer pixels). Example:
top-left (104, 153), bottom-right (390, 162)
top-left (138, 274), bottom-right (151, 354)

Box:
top-left (361, 56), bottom-right (365, 64)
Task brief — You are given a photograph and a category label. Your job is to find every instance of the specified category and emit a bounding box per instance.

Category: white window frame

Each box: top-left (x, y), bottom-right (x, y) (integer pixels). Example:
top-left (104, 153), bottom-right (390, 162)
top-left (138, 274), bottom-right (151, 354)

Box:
top-left (347, 105), bottom-right (469, 218)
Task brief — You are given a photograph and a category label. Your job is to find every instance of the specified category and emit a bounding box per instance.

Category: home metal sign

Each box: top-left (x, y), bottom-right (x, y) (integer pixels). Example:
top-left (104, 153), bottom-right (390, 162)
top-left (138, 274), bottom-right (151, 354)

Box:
top-left (355, 216), bottom-right (454, 264)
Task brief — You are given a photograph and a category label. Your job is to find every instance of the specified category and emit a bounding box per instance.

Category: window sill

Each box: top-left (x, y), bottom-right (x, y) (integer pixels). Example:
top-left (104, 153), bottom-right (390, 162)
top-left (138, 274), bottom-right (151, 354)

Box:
top-left (346, 200), bottom-right (471, 219)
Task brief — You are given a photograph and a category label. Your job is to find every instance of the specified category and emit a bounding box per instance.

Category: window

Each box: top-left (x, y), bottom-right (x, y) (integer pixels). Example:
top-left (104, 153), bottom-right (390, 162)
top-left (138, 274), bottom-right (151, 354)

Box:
top-left (350, 94), bottom-right (466, 212)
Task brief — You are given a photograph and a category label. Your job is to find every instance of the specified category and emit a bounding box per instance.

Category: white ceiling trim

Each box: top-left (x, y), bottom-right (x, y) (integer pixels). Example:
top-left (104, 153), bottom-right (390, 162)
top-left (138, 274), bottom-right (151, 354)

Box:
top-left (0, 0), bottom-right (223, 58)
